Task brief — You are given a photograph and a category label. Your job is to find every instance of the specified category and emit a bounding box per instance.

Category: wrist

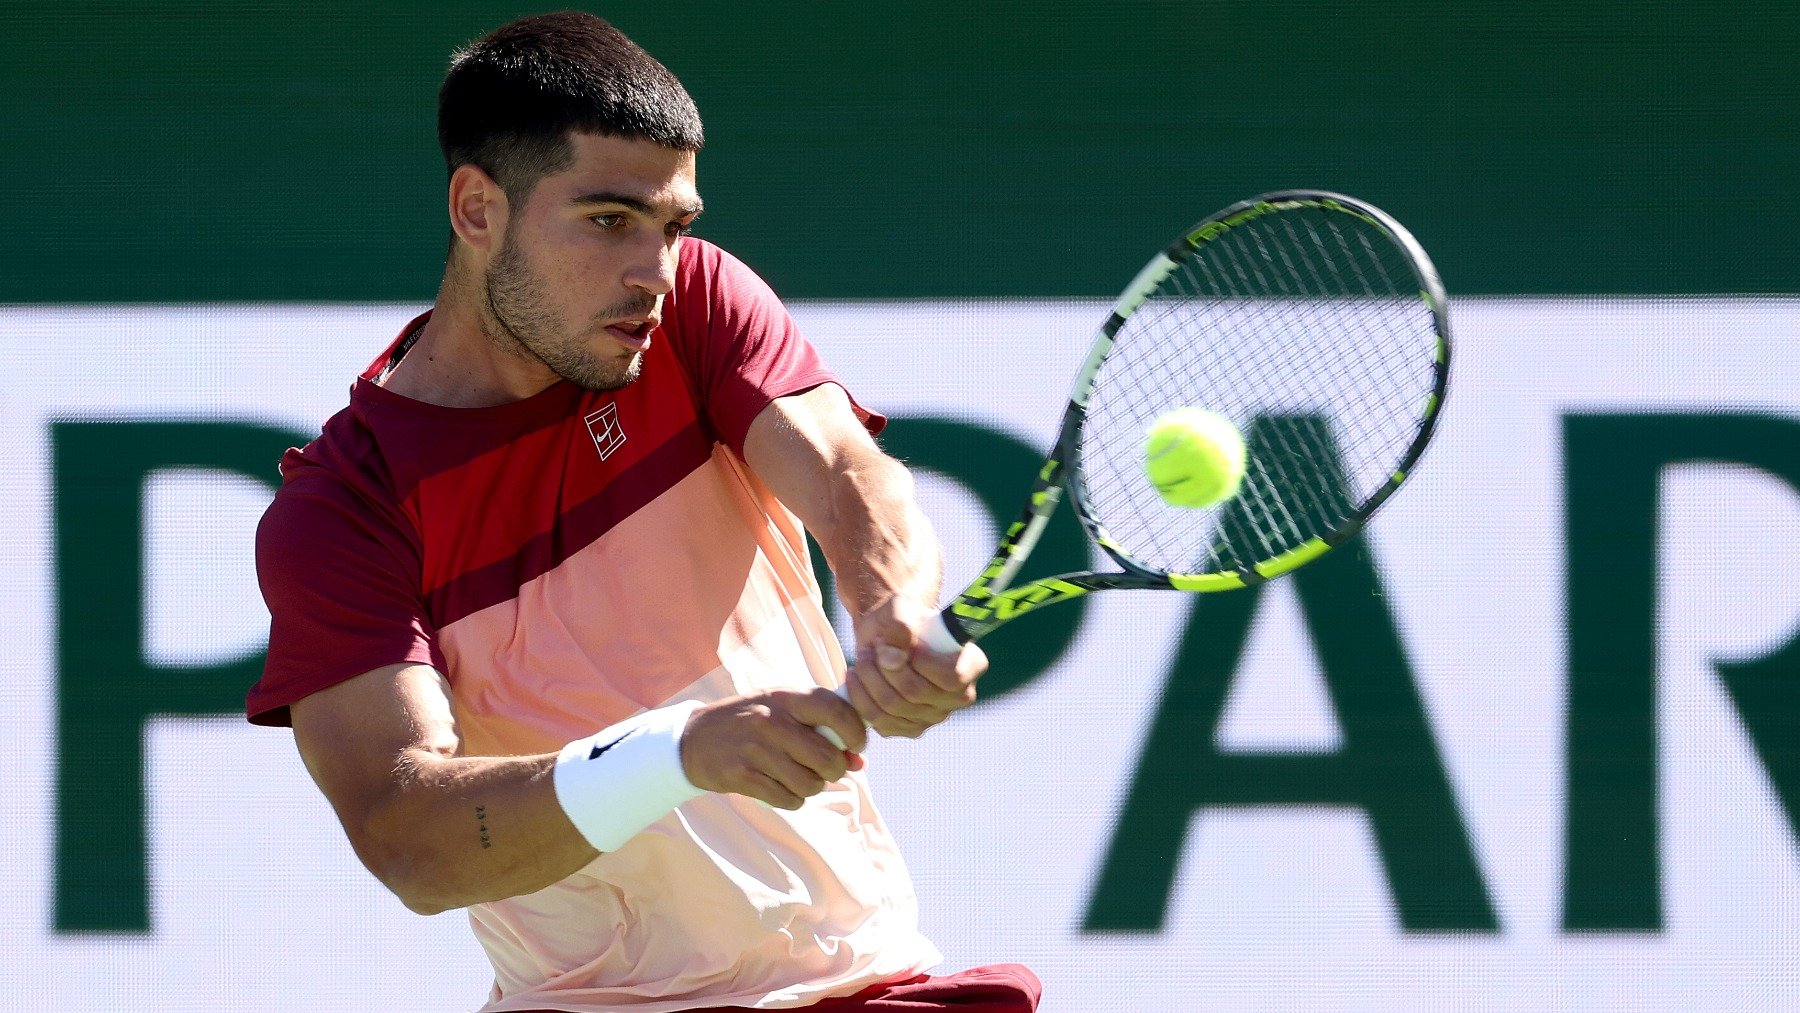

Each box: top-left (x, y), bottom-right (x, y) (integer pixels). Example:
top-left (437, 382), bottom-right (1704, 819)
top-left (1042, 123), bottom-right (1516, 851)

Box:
top-left (852, 586), bottom-right (938, 622)
top-left (551, 700), bottom-right (705, 853)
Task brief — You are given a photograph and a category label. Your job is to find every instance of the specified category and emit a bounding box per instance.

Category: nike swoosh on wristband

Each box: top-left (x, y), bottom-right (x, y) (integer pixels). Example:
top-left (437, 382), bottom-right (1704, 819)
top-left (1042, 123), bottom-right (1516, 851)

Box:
top-left (588, 730), bottom-right (637, 761)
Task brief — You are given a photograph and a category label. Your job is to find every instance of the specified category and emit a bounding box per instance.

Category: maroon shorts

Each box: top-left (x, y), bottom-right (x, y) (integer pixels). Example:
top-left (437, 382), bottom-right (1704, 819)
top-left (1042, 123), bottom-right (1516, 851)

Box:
top-left (788, 964), bottom-right (1041, 1011)
top-left (515, 963), bottom-right (1042, 1012)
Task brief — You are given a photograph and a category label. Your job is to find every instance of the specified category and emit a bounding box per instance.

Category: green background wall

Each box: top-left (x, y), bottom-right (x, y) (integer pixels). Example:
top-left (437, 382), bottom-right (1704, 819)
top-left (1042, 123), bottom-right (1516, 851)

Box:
top-left (5, 1), bottom-right (1797, 302)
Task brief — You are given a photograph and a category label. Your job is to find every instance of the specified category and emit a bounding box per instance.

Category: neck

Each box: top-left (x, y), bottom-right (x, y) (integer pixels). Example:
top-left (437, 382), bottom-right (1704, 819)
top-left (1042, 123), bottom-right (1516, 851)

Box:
top-left (380, 266), bottom-right (562, 408)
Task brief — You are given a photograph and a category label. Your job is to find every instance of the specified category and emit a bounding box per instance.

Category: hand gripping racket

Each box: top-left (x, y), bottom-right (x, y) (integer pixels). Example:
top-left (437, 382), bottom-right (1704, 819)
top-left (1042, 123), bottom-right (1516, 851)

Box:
top-left (826, 190), bottom-right (1449, 741)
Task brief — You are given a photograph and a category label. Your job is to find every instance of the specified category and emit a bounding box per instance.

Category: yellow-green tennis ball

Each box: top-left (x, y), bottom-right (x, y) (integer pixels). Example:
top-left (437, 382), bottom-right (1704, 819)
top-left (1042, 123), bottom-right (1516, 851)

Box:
top-left (1143, 408), bottom-right (1246, 508)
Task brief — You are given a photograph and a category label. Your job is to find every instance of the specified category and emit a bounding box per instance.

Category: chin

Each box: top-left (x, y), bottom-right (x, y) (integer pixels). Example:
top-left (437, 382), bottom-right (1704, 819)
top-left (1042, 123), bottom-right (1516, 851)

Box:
top-left (568, 354), bottom-right (642, 392)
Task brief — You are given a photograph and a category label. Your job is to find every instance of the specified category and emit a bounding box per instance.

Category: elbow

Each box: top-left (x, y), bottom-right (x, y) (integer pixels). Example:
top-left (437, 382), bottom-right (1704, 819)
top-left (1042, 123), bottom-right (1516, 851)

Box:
top-left (350, 814), bottom-right (463, 916)
top-left (398, 891), bottom-right (455, 917)
top-left (373, 845), bottom-right (463, 916)
top-left (826, 451), bottom-right (914, 531)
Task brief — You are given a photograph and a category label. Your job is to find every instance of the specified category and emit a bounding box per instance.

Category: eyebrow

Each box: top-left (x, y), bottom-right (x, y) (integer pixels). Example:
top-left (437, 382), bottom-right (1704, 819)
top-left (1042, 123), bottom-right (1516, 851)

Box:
top-left (568, 191), bottom-right (704, 217)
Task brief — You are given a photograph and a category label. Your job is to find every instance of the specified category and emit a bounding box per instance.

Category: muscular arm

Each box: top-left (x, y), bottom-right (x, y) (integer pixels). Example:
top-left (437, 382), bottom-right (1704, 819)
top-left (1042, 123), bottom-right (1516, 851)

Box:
top-left (292, 661), bottom-right (866, 915)
top-left (744, 383), bottom-right (986, 737)
top-left (746, 384), bottom-right (939, 617)
top-left (291, 663), bottom-right (589, 916)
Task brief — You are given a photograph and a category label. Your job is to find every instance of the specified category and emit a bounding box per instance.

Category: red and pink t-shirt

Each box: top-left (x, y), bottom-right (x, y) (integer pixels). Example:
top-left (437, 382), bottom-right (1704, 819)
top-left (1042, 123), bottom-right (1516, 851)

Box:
top-left (250, 238), bottom-right (940, 1011)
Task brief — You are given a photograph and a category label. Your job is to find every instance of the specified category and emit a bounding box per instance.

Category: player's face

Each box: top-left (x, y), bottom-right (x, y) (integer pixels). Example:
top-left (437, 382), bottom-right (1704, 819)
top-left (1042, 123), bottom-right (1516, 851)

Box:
top-left (482, 133), bottom-right (701, 392)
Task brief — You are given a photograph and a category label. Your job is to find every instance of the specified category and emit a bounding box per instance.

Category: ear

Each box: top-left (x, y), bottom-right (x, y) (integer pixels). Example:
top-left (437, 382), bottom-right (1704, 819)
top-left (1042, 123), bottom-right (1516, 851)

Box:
top-left (447, 163), bottom-right (510, 262)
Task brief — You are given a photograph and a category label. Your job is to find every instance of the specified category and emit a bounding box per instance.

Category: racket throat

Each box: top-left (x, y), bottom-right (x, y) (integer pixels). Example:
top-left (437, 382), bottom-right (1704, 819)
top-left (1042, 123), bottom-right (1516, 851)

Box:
top-left (950, 576), bottom-right (1095, 643)
top-left (992, 489), bottom-right (1060, 591)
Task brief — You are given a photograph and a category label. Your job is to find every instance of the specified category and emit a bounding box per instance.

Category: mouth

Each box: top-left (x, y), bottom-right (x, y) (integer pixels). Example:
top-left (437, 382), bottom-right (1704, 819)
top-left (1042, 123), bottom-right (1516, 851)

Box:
top-left (602, 316), bottom-right (658, 352)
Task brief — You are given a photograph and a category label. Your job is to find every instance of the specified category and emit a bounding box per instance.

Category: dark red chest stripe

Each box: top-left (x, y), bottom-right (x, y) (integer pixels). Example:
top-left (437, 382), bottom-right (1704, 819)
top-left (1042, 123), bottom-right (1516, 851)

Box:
top-left (420, 419), bottom-right (714, 628)
top-left (407, 383), bottom-right (702, 586)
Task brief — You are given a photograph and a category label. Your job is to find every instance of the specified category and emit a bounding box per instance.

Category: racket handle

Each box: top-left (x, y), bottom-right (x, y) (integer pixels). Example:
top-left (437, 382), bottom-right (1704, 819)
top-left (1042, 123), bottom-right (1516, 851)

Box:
top-left (918, 609), bottom-right (965, 653)
top-left (817, 720), bottom-right (850, 750)
top-left (816, 610), bottom-right (967, 750)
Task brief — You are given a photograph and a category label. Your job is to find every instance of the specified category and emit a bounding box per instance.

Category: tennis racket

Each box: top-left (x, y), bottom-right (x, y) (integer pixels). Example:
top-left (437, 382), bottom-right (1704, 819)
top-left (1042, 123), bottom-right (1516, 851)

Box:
top-left (822, 190), bottom-right (1448, 744)
top-left (923, 189), bottom-right (1447, 649)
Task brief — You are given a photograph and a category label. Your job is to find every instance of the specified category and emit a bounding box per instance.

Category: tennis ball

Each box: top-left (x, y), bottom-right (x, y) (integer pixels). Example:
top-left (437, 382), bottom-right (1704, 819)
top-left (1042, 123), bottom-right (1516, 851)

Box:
top-left (1143, 408), bottom-right (1246, 508)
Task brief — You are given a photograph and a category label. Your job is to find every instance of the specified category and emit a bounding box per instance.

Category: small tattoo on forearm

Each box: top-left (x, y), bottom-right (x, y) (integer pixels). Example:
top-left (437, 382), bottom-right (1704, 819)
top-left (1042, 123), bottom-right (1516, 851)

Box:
top-left (475, 805), bottom-right (492, 849)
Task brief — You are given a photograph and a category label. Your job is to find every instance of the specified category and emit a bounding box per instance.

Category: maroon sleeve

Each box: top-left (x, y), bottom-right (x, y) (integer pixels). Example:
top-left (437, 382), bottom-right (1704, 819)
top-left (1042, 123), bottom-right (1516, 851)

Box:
top-left (247, 463), bottom-right (439, 727)
top-left (670, 238), bottom-right (885, 455)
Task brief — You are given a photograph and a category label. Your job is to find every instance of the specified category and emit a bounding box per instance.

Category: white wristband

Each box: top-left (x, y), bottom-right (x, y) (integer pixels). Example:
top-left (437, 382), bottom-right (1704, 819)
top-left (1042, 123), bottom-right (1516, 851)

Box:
top-left (552, 700), bottom-right (705, 853)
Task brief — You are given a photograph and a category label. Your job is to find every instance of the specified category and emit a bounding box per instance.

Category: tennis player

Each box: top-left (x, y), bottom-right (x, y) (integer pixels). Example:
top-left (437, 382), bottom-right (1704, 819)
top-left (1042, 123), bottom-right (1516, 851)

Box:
top-left (246, 11), bottom-right (1039, 1012)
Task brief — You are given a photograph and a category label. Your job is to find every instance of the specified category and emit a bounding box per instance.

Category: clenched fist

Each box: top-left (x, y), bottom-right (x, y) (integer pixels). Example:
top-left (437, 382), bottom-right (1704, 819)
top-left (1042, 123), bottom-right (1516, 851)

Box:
top-left (679, 688), bottom-right (868, 810)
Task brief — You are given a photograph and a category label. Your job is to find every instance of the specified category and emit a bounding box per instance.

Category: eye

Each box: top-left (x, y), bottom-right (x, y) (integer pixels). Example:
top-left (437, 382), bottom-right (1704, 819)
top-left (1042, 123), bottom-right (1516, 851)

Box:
top-left (667, 220), bottom-right (695, 239)
top-left (589, 213), bottom-right (627, 230)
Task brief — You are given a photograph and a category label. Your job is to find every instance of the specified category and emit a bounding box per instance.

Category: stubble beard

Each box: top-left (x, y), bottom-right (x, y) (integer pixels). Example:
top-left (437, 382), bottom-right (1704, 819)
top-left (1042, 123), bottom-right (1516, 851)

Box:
top-left (482, 238), bottom-right (643, 393)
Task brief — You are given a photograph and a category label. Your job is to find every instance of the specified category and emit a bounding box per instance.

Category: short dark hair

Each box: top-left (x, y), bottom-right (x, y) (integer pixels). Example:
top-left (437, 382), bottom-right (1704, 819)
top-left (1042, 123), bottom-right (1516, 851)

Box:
top-left (438, 11), bottom-right (703, 202)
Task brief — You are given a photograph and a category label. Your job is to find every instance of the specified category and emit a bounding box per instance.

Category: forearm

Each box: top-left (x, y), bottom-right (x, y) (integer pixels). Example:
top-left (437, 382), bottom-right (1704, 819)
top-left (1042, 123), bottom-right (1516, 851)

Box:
top-left (741, 385), bottom-right (984, 738)
top-left (812, 448), bottom-right (943, 617)
top-left (304, 667), bottom-right (849, 915)
top-left (358, 749), bottom-right (594, 915)
top-left (811, 444), bottom-right (984, 740)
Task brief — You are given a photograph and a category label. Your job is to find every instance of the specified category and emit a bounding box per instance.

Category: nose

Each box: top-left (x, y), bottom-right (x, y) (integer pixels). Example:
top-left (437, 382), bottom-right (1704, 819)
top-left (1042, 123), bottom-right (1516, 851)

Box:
top-left (623, 232), bottom-right (677, 298)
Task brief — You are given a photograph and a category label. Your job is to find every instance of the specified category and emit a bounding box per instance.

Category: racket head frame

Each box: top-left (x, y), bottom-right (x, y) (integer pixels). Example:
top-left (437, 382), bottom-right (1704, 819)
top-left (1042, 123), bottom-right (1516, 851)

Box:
top-left (938, 190), bottom-right (1451, 644)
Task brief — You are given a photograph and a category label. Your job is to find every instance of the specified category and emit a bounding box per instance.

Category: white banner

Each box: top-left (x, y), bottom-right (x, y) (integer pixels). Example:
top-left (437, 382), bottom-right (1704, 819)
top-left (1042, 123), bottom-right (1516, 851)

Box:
top-left (1, 299), bottom-right (1797, 1011)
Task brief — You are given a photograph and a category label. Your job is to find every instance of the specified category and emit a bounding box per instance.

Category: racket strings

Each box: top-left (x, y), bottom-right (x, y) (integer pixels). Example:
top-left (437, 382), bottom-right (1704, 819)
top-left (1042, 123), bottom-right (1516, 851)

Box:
top-left (1076, 203), bottom-right (1437, 577)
